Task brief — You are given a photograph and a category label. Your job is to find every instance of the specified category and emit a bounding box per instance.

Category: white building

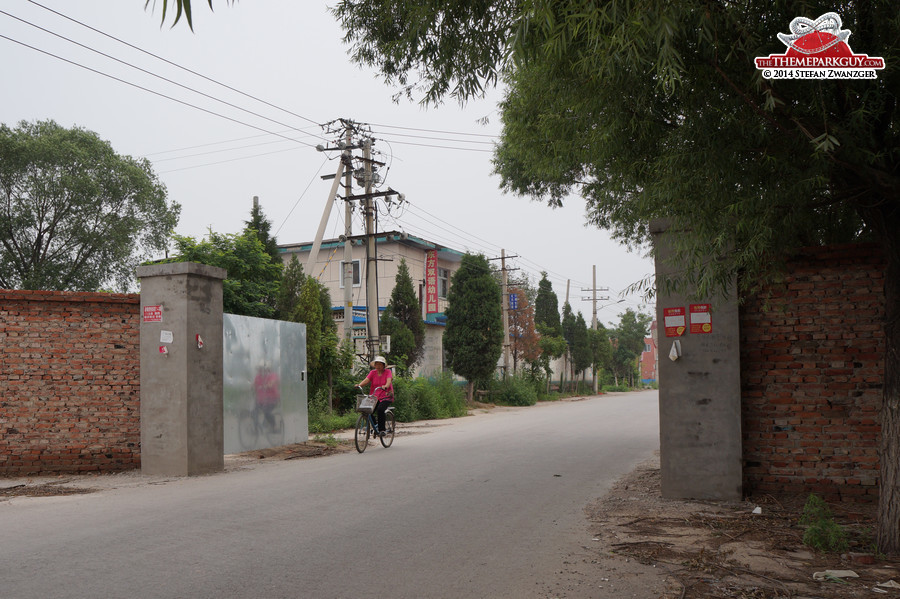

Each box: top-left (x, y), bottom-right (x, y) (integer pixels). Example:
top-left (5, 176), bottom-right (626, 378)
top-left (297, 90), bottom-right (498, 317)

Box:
top-left (278, 231), bottom-right (464, 377)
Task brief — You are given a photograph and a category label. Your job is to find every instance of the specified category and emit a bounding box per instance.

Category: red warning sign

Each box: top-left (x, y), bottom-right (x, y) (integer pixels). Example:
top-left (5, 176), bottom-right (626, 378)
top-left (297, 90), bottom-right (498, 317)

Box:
top-left (690, 304), bottom-right (712, 334)
top-left (663, 307), bottom-right (686, 337)
top-left (143, 305), bottom-right (162, 323)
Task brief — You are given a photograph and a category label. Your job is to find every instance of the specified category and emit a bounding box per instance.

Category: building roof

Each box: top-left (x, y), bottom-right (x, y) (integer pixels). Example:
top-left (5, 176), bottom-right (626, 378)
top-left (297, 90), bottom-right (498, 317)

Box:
top-left (278, 230), bottom-right (465, 264)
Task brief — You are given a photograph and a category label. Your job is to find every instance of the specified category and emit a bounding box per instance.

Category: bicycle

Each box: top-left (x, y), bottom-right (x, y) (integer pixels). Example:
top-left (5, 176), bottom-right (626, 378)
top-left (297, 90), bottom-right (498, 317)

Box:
top-left (354, 393), bottom-right (395, 453)
top-left (237, 406), bottom-right (285, 450)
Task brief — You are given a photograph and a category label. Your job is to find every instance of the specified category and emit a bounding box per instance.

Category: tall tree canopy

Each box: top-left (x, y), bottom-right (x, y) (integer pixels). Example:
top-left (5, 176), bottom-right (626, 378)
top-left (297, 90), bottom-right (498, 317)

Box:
top-left (0, 120), bottom-right (178, 291)
top-left (444, 253), bottom-right (503, 399)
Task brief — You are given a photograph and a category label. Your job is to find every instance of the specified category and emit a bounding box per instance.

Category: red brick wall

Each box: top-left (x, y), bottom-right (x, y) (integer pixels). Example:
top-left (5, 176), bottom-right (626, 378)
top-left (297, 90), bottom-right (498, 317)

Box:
top-left (741, 244), bottom-right (885, 502)
top-left (0, 290), bottom-right (141, 475)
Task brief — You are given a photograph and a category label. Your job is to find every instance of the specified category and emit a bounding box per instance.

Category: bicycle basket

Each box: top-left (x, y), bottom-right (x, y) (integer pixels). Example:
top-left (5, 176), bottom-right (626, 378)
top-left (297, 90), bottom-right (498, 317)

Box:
top-left (356, 395), bottom-right (376, 414)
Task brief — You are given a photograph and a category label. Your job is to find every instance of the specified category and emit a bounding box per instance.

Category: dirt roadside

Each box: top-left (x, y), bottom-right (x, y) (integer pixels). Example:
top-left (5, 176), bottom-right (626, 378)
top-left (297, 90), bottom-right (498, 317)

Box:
top-left (546, 455), bottom-right (900, 599)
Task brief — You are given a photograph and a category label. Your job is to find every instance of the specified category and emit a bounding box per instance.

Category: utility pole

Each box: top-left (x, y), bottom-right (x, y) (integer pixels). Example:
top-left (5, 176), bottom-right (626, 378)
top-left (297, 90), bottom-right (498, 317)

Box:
top-left (489, 251), bottom-right (518, 379)
top-left (342, 126), bottom-right (354, 345)
top-left (581, 266), bottom-right (610, 395)
top-left (501, 249), bottom-right (510, 379)
top-left (317, 122), bottom-right (403, 364)
top-left (362, 138), bottom-right (379, 362)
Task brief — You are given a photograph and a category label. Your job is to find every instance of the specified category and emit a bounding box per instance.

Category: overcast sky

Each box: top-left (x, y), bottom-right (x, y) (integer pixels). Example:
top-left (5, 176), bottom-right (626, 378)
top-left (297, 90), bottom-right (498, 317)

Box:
top-left (1, 1), bottom-right (655, 326)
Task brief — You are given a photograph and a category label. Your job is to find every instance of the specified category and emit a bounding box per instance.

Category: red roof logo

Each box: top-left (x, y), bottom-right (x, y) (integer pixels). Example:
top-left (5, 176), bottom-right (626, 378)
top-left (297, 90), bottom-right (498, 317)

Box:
top-left (755, 12), bottom-right (885, 79)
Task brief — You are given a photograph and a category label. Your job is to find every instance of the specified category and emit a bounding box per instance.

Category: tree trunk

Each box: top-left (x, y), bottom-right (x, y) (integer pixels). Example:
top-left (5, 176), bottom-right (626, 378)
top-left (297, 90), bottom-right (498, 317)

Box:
top-left (877, 219), bottom-right (900, 555)
top-left (466, 380), bottom-right (475, 405)
top-left (327, 370), bottom-right (333, 415)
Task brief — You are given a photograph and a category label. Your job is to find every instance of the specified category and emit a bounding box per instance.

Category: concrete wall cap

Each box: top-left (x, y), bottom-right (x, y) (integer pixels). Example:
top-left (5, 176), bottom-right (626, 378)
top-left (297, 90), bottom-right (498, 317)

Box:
top-left (136, 262), bottom-right (227, 280)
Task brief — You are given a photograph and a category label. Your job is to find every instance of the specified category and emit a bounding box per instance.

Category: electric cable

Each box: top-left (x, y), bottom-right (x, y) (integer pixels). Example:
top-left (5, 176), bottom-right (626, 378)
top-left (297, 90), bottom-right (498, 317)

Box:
top-left (0, 32), bottom-right (319, 149)
top-left (0, 9), bottom-right (323, 146)
top-left (26, 0), bottom-right (326, 133)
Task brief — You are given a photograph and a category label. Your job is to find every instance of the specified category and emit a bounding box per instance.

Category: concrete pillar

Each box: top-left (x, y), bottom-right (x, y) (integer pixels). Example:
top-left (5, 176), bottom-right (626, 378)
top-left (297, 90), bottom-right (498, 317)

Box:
top-left (136, 262), bottom-right (227, 476)
top-left (650, 220), bottom-right (742, 501)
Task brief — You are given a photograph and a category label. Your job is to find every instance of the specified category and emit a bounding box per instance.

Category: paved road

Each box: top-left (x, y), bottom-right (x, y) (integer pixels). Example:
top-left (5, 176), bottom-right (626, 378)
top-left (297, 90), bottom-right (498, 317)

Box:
top-left (0, 391), bottom-right (659, 598)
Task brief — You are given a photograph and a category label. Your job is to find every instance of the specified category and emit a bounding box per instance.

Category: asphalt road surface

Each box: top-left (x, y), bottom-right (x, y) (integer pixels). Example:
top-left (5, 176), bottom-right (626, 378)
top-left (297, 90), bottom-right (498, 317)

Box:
top-left (0, 390), bottom-right (659, 598)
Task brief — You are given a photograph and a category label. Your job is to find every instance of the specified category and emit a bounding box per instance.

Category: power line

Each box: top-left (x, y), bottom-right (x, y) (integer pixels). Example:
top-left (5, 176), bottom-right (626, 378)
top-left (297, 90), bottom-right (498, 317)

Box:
top-left (0, 32), bottom-right (319, 149)
top-left (375, 139), bottom-right (494, 153)
top-left (156, 144), bottom-right (308, 173)
top-left (367, 122), bottom-right (497, 138)
top-left (26, 0), bottom-right (325, 132)
top-left (371, 130), bottom-right (496, 145)
top-left (0, 9), bottom-right (323, 147)
top-left (145, 127), bottom-right (321, 157)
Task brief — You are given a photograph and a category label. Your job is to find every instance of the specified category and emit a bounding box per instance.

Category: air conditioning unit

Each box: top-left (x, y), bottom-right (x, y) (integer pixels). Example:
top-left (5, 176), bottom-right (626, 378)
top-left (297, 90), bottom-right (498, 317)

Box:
top-left (379, 335), bottom-right (391, 353)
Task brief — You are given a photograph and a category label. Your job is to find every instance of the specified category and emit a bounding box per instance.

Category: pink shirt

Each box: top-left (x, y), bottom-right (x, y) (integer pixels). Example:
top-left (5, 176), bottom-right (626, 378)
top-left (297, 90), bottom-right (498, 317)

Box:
top-left (366, 368), bottom-right (393, 401)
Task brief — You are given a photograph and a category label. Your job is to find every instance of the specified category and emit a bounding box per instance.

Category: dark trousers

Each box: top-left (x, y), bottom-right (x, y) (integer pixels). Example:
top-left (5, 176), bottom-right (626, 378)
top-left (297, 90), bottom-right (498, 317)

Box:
top-left (374, 400), bottom-right (392, 432)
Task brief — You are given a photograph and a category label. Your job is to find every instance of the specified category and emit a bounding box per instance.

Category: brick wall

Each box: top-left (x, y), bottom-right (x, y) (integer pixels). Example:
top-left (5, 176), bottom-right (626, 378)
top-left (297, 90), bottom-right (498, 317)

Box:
top-left (0, 290), bottom-right (141, 475)
top-left (741, 243), bottom-right (885, 502)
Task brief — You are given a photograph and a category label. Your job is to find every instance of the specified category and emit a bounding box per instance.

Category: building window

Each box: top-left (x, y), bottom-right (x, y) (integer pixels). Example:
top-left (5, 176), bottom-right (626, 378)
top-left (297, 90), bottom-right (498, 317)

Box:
top-left (644, 343), bottom-right (652, 353)
top-left (339, 260), bottom-right (361, 288)
top-left (438, 268), bottom-right (450, 298)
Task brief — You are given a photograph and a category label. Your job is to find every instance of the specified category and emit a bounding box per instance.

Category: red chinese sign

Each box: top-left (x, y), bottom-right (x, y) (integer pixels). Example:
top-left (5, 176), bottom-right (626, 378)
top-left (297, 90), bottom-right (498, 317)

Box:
top-left (425, 250), bottom-right (438, 314)
top-left (663, 307), bottom-right (686, 337)
top-left (690, 304), bottom-right (712, 334)
top-left (143, 305), bottom-right (162, 323)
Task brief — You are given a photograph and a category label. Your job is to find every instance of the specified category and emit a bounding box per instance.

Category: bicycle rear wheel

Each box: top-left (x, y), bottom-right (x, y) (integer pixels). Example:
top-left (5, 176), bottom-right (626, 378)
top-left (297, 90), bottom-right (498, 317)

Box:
top-left (380, 410), bottom-right (395, 448)
top-left (265, 413), bottom-right (285, 446)
top-left (354, 414), bottom-right (370, 453)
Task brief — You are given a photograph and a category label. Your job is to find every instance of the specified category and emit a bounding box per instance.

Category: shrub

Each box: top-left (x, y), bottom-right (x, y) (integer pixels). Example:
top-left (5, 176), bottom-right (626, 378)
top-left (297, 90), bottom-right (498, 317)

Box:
top-left (800, 494), bottom-right (849, 553)
top-left (492, 374), bottom-right (538, 406)
top-left (307, 387), bottom-right (357, 433)
top-left (392, 373), bottom-right (467, 422)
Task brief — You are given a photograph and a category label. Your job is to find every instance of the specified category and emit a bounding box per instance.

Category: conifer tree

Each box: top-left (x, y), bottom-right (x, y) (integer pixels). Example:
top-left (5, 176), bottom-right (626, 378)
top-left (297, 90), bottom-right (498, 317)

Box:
top-left (444, 253), bottom-right (503, 401)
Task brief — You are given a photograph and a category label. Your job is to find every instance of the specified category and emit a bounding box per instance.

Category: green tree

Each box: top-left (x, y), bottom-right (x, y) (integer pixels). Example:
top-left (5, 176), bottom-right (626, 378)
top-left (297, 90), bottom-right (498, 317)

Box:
top-left (276, 255), bottom-right (305, 321)
top-left (588, 326), bottom-right (613, 392)
top-left (383, 257), bottom-right (426, 370)
top-left (0, 120), bottom-right (178, 291)
top-left (610, 310), bottom-right (653, 388)
top-left (290, 275), bottom-right (342, 405)
top-left (534, 273), bottom-right (561, 335)
top-left (244, 200), bottom-right (281, 266)
top-left (444, 253), bottom-right (503, 401)
top-left (571, 312), bottom-right (592, 383)
top-left (379, 308), bottom-right (416, 375)
top-left (295, 277), bottom-right (324, 372)
top-left (534, 272), bottom-right (565, 390)
top-left (168, 230), bottom-right (280, 318)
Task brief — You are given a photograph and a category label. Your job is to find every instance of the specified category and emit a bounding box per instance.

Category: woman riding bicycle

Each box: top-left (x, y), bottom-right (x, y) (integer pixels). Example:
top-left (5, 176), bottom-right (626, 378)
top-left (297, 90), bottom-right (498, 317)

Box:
top-left (357, 355), bottom-right (393, 436)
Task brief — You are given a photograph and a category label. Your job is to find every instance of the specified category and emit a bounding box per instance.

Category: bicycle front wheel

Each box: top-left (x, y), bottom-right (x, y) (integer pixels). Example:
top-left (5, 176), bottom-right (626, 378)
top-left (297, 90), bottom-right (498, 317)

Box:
top-left (237, 409), bottom-right (258, 450)
top-left (380, 410), bottom-right (395, 448)
top-left (354, 414), bottom-right (370, 453)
